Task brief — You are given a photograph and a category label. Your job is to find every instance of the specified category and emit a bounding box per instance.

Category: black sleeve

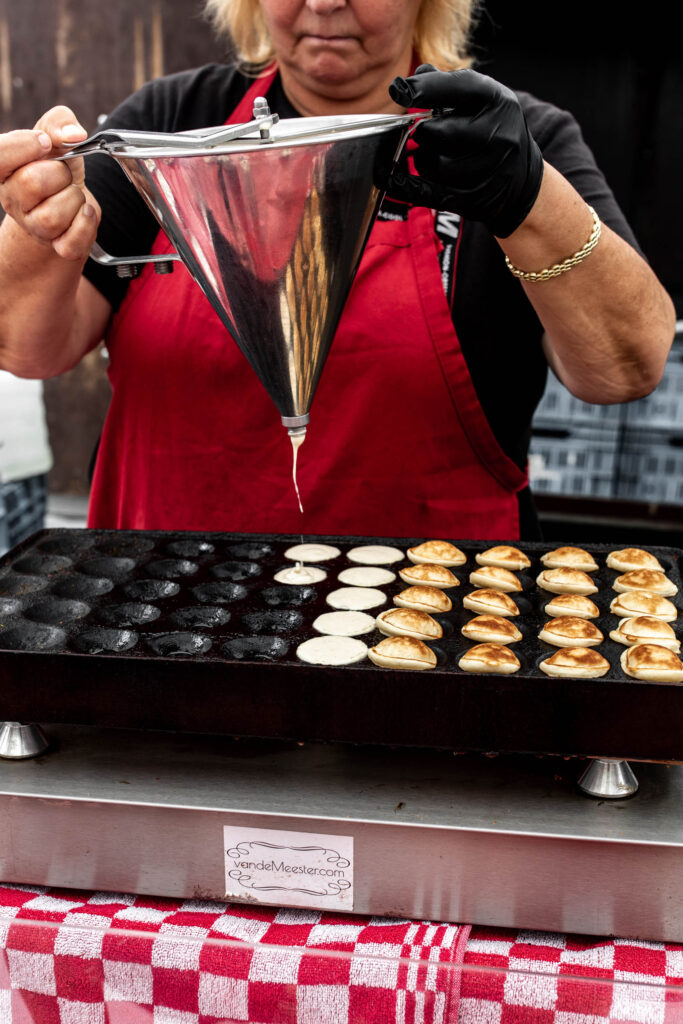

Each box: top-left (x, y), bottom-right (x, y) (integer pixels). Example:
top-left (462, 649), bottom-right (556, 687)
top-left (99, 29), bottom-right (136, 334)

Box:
top-left (520, 92), bottom-right (643, 255)
top-left (452, 94), bottom-right (643, 477)
top-left (82, 64), bottom-right (250, 309)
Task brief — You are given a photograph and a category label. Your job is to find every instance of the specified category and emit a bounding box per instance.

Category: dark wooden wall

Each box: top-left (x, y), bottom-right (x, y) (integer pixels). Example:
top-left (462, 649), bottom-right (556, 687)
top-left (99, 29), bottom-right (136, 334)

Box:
top-left (0, 0), bottom-right (224, 494)
top-left (1, 0), bottom-right (680, 494)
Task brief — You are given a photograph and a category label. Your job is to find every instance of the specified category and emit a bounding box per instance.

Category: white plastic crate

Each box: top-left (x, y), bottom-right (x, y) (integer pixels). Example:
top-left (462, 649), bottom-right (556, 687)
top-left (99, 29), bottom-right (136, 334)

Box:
top-left (624, 339), bottom-right (683, 431)
top-left (528, 426), bottom-right (619, 498)
top-left (618, 428), bottom-right (683, 505)
top-left (0, 491), bottom-right (8, 557)
top-left (533, 369), bottom-right (624, 429)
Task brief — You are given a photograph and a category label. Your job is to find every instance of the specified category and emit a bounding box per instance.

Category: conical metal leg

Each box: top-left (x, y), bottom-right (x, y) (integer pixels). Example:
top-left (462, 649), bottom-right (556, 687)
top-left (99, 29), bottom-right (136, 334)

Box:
top-left (0, 722), bottom-right (50, 760)
top-left (577, 758), bottom-right (639, 799)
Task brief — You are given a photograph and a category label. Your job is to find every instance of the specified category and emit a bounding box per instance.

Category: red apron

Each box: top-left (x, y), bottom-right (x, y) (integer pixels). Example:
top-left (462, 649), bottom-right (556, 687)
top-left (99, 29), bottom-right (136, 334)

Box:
top-left (89, 72), bottom-right (527, 539)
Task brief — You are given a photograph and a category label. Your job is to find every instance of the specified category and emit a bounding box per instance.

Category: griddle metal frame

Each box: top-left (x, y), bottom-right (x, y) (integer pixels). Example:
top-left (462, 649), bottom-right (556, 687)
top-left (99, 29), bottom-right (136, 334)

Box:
top-left (1, 725), bottom-right (682, 942)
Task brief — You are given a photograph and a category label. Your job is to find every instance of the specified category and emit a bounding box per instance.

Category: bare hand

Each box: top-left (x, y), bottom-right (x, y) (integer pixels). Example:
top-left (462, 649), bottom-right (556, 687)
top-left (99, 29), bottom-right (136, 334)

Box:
top-left (0, 106), bottom-right (100, 260)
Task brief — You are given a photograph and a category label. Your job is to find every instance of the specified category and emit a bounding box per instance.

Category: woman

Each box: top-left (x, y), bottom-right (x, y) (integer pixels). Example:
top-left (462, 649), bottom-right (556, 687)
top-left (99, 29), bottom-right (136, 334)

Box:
top-left (0, 0), bottom-right (675, 539)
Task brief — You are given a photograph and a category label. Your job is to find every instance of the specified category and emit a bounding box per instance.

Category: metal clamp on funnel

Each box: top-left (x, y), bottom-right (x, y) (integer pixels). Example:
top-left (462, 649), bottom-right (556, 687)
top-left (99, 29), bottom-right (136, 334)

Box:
top-left (60, 101), bottom-right (428, 436)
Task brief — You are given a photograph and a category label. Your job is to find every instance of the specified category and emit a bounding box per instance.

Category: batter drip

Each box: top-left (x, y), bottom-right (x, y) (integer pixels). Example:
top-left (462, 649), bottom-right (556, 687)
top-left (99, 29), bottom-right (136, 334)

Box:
top-left (290, 431), bottom-right (305, 514)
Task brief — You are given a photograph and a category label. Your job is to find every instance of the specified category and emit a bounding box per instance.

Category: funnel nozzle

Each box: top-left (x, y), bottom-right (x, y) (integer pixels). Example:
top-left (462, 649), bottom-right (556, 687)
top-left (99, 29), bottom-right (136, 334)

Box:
top-left (282, 414), bottom-right (309, 439)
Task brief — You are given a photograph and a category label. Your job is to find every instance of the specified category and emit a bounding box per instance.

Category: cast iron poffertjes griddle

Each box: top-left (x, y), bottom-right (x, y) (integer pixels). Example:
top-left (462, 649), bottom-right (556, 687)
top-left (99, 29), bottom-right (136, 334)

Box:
top-left (0, 529), bottom-right (681, 761)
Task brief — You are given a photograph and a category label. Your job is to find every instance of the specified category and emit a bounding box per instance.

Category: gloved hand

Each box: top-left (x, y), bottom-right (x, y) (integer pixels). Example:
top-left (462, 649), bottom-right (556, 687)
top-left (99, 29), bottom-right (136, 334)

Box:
top-left (387, 65), bottom-right (544, 238)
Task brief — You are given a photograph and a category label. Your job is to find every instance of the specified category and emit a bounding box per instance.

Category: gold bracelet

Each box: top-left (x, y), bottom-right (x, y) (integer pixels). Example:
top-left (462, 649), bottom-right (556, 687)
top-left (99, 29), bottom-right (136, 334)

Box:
top-left (504, 206), bottom-right (602, 282)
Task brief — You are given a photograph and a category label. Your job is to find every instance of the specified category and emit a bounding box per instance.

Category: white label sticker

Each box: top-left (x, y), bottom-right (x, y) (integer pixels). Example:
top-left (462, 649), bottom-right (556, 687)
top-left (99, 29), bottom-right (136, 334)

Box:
top-left (223, 825), bottom-right (354, 911)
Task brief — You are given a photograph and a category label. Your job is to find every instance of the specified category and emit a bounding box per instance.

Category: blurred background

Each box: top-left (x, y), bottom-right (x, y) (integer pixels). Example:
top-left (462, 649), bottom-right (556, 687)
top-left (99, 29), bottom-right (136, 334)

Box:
top-left (0, 0), bottom-right (681, 550)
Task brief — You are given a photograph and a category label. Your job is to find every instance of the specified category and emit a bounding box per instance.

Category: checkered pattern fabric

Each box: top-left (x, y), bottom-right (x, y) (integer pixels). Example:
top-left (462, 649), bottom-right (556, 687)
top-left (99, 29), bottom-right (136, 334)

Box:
top-left (0, 884), bottom-right (470, 1023)
top-left (461, 925), bottom-right (683, 1023)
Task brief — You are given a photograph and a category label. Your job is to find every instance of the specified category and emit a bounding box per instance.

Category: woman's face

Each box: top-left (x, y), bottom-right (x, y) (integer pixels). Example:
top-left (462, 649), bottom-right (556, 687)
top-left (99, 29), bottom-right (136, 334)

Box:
top-left (258, 0), bottom-right (422, 114)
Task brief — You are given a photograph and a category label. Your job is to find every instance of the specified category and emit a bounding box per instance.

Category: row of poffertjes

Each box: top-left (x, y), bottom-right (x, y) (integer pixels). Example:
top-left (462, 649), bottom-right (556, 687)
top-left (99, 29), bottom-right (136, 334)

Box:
top-left (292, 542), bottom-right (683, 681)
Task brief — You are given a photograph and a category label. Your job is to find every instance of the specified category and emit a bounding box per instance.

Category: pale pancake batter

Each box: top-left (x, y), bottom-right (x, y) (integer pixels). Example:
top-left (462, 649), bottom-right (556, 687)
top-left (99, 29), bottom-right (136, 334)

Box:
top-left (313, 611), bottom-right (376, 636)
top-left (347, 545), bottom-right (405, 565)
top-left (338, 566), bottom-right (396, 587)
top-left (274, 564), bottom-right (327, 584)
top-left (326, 587), bottom-right (387, 611)
top-left (296, 635), bottom-right (368, 666)
top-left (285, 543), bottom-right (341, 562)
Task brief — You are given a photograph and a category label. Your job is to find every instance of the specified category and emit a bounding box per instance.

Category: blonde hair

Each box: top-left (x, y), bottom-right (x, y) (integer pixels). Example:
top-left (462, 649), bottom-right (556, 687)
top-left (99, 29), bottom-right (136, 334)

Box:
top-left (204, 0), bottom-right (478, 73)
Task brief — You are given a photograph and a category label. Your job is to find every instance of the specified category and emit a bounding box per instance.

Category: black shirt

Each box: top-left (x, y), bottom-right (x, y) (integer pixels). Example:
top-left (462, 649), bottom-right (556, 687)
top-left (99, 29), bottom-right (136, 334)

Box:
top-left (83, 63), bottom-right (641, 537)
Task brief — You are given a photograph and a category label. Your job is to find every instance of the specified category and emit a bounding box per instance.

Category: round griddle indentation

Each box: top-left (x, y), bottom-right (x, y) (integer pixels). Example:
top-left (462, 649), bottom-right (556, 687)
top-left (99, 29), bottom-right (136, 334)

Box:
top-left (192, 582), bottom-right (248, 604)
top-left (168, 607), bottom-right (231, 629)
top-left (94, 536), bottom-right (155, 557)
top-left (0, 575), bottom-right (49, 598)
top-left (261, 585), bottom-right (317, 607)
top-left (99, 603), bottom-right (161, 627)
top-left (24, 598), bottom-right (91, 625)
top-left (123, 579), bottom-right (181, 601)
top-left (79, 556), bottom-right (136, 580)
top-left (241, 609), bottom-right (303, 634)
top-left (0, 622), bottom-right (66, 651)
top-left (228, 542), bottom-right (274, 559)
top-left (38, 536), bottom-right (93, 556)
top-left (12, 554), bottom-right (72, 575)
top-left (146, 632), bottom-right (212, 657)
top-left (0, 597), bottom-right (22, 617)
top-left (222, 636), bottom-right (289, 660)
top-left (165, 539), bottom-right (215, 557)
top-left (51, 574), bottom-right (114, 600)
top-left (211, 561), bottom-right (261, 582)
top-left (146, 559), bottom-right (199, 579)
top-left (71, 627), bottom-right (138, 654)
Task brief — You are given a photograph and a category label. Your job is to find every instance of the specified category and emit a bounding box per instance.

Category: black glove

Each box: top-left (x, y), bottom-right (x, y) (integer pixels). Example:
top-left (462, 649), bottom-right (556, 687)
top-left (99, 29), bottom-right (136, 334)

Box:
top-left (387, 65), bottom-right (544, 238)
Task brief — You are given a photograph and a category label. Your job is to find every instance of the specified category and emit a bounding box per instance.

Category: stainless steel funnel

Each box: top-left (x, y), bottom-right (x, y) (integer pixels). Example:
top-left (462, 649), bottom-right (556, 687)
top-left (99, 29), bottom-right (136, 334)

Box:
top-left (66, 105), bottom-right (425, 434)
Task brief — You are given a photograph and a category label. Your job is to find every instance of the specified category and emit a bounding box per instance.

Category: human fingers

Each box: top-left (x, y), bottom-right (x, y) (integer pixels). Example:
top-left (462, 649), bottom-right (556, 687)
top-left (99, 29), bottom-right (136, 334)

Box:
top-left (51, 192), bottom-right (100, 261)
top-left (1, 157), bottom-right (76, 219)
top-left (33, 106), bottom-right (89, 187)
top-left (389, 66), bottom-right (503, 115)
top-left (21, 182), bottom-right (93, 248)
top-left (388, 65), bottom-right (543, 237)
top-left (33, 105), bottom-right (88, 152)
top-left (0, 129), bottom-right (53, 187)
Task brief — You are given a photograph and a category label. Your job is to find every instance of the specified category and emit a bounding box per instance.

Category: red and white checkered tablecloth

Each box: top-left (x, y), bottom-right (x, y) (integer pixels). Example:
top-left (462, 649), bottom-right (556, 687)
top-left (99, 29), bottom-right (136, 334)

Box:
top-left (461, 925), bottom-right (683, 1024)
top-left (2, 885), bottom-right (683, 1023)
top-left (0, 884), bottom-right (470, 1023)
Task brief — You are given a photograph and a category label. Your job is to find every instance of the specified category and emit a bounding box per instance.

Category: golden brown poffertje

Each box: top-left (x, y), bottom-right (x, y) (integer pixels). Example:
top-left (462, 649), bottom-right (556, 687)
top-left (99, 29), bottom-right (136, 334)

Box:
top-left (406, 540), bottom-right (467, 567)
top-left (462, 588), bottom-right (520, 617)
top-left (399, 563), bottom-right (460, 589)
top-left (393, 585), bottom-right (453, 613)
top-left (536, 568), bottom-right (599, 596)
top-left (538, 617), bottom-right (604, 648)
top-left (606, 548), bottom-right (664, 573)
top-left (474, 545), bottom-right (531, 570)
top-left (468, 566), bottom-right (523, 593)
top-left (540, 546), bottom-right (599, 572)
top-left (620, 643), bottom-right (683, 682)
top-left (609, 616), bottom-right (680, 652)
top-left (368, 635), bottom-right (438, 671)
top-left (543, 593), bottom-right (600, 619)
top-left (458, 642), bottom-right (521, 675)
top-left (376, 607), bottom-right (443, 641)
top-left (609, 590), bottom-right (677, 622)
top-left (539, 647), bottom-right (610, 678)
top-left (612, 570), bottom-right (678, 596)
top-left (461, 614), bottom-right (522, 645)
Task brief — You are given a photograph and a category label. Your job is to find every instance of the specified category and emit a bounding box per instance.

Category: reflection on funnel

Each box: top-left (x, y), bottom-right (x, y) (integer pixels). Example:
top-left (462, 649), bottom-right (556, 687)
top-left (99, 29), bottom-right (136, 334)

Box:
top-left (107, 110), bottom-right (422, 432)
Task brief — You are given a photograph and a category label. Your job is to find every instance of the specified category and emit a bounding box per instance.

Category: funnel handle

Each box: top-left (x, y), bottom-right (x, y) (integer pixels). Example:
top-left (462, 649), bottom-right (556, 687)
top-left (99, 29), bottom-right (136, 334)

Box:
top-left (86, 241), bottom-right (245, 349)
top-left (88, 241), bottom-right (182, 278)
